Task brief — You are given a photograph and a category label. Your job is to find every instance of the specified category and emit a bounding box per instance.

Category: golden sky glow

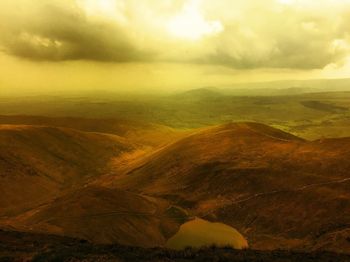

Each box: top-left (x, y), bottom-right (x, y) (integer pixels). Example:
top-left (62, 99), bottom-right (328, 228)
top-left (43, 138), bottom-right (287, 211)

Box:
top-left (166, 0), bottom-right (224, 40)
top-left (1, 0), bottom-right (350, 94)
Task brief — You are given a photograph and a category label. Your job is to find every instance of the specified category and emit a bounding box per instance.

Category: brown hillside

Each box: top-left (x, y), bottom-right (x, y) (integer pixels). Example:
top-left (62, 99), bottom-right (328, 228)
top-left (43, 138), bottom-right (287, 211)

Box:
top-left (0, 125), bottom-right (135, 216)
top-left (108, 122), bottom-right (350, 252)
top-left (2, 122), bottom-right (350, 252)
top-left (0, 115), bottom-right (187, 147)
top-left (5, 186), bottom-right (186, 247)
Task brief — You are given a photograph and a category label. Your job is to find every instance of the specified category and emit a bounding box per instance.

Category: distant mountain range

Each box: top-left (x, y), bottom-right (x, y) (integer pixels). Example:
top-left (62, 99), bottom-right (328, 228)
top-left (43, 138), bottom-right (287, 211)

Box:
top-left (221, 78), bottom-right (350, 96)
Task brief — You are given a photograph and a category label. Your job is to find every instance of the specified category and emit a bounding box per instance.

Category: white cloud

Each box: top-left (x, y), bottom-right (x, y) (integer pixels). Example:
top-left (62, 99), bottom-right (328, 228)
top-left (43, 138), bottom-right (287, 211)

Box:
top-left (166, 0), bottom-right (224, 40)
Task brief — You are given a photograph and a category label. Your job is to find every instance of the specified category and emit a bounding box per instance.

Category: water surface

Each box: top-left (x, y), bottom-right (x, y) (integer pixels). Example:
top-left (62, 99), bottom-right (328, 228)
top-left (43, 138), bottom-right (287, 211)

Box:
top-left (166, 218), bottom-right (248, 250)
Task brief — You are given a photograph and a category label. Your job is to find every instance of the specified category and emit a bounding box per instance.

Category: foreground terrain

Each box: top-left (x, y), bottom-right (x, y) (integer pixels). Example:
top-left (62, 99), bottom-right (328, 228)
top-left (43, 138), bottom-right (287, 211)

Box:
top-left (1, 230), bottom-right (350, 262)
top-left (1, 110), bottom-right (350, 258)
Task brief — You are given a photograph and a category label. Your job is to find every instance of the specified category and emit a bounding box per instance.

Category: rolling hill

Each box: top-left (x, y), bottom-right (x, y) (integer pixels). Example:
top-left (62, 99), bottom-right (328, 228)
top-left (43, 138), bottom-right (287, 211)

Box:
top-left (2, 121), bottom-right (350, 253)
top-left (172, 87), bottom-right (223, 101)
top-left (3, 90), bottom-right (350, 140)
top-left (4, 186), bottom-right (186, 247)
top-left (106, 122), bottom-right (350, 253)
top-left (0, 124), bottom-right (135, 216)
top-left (0, 115), bottom-right (187, 147)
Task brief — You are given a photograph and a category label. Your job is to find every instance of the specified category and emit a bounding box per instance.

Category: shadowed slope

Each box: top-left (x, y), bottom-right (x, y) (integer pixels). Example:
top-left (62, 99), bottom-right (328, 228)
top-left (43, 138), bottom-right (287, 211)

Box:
top-left (2, 230), bottom-right (350, 262)
top-left (5, 186), bottom-right (187, 248)
top-left (0, 125), bottom-right (135, 216)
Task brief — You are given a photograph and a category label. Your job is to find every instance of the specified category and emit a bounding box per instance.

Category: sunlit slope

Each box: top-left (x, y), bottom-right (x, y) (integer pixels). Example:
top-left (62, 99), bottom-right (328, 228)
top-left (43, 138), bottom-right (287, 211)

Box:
top-left (7, 186), bottom-right (186, 248)
top-left (112, 122), bottom-right (350, 252)
top-left (0, 115), bottom-right (186, 147)
top-left (0, 125), bottom-right (135, 216)
top-left (112, 122), bottom-right (306, 195)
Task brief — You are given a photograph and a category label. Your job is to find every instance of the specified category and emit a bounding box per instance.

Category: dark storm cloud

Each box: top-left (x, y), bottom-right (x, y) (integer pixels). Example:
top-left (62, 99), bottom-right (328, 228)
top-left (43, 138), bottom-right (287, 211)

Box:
top-left (0, 1), bottom-right (150, 62)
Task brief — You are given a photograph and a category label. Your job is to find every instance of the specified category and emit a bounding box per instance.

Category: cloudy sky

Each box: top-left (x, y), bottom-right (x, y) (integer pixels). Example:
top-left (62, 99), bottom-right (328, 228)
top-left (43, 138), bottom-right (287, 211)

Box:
top-left (1, 0), bottom-right (350, 94)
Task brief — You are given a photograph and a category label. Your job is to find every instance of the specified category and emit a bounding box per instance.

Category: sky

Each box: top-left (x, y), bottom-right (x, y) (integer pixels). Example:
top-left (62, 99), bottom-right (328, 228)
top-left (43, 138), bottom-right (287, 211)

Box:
top-left (1, 0), bottom-right (350, 94)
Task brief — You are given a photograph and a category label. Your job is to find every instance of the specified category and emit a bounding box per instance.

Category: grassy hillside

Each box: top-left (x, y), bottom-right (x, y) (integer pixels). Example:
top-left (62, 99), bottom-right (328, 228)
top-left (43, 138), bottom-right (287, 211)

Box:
top-left (2, 121), bottom-right (350, 254)
top-left (2, 90), bottom-right (350, 140)
top-left (108, 122), bottom-right (350, 252)
top-left (0, 115), bottom-right (187, 147)
top-left (0, 125), bottom-right (135, 216)
top-left (4, 186), bottom-right (186, 247)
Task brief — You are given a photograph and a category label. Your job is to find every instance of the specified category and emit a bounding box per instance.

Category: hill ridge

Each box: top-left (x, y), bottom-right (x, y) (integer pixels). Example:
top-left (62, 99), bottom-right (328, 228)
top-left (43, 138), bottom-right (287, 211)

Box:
top-left (185, 122), bottom-right (304, 143)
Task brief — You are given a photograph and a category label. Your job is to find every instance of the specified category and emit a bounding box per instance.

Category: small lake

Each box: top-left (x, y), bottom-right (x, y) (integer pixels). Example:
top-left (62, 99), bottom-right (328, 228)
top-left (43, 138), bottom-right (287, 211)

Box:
top-left (166, 218), bottom-right (248, 250)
